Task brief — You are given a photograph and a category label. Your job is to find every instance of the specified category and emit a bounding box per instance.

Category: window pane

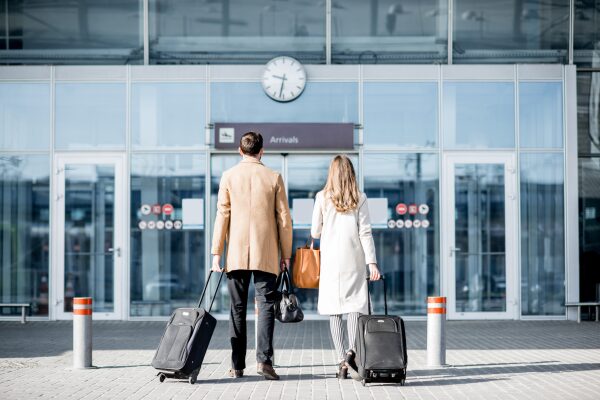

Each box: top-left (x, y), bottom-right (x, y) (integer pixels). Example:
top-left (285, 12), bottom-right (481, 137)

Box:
top-left (520, 153), bottom-right (565, 316)
top-left (0, 1), bottom-right (142, 65)
top-left (364, 82), bottom-right (438, 147)
top-left (578, 158), bottom-right (600, 302)
top-left (130, 153), bottom-right (206, 317)
top-left (149, 0), bottom-right (325, 64)
top-left (332, 0), bottom-right (448, 64)
top-left (0, 155), bottom-right (50, 317)
top-left (363, 153), bottom-right (440, 316)
top-left (55, 83), bottom-right (126, 150)
top-left (453, 0), bottom-right (569, 64)
top-left (519, 82), bottom-right (563, 148)
top-left (574, 1), bottom-right (600, 66)
top-left (577, 72), bottom-right (600, 156)
top-left (443, 82), bottom-right (515, 149)
top-left (0, 83), bottom-right (49, 150)
top-left (211, 82), bottom-right (358, 124)
top-left (132, 83), bottom-right (206, 149)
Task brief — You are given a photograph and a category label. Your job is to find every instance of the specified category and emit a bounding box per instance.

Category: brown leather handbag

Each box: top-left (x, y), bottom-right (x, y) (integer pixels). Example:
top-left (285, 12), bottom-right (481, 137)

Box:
top-left (292, 239), bottom-right (320, 289)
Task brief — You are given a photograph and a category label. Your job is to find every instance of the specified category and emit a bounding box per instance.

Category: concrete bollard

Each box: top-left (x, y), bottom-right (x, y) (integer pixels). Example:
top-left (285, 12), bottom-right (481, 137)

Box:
top-left (73, 297), bottom-right (93, 369)
top-left (426, 296), bottom-right (446, 367)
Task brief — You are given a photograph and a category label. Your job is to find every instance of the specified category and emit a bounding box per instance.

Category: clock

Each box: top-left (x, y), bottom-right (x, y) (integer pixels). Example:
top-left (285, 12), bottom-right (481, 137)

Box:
top-left (261, 56), bottom-right (306, 102)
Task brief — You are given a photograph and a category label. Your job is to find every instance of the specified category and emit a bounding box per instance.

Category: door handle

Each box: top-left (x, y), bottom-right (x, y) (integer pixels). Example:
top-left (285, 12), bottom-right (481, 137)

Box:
top-left (449, 246), bottom-right (461, 257)
top-left (108, 247), bottom-right (122, 257)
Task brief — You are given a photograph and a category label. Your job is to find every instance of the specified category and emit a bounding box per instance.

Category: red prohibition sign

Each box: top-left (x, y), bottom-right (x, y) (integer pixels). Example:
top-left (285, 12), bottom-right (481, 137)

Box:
top-left (396, 203), bottom-right (408, 215)
top-left (162, 204), bottom-right (174, 215)
top-left (408, 204), bottom-right (418, 215)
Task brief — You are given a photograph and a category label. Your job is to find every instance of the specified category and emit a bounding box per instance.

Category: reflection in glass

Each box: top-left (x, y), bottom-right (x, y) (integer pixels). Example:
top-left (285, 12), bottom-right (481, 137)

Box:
top-left (577, 72), bottom-right (600, 156)
top-left (519, 82), bottom-right (563, 148)
top-left (0, 155), bottom-right (49, 316)
top-left (574, 1), bottom-right (600, 66)
top-left (363, 153), bottom-right (439, 316)
top-left (149, 0), bottom-right (325, 64)
top-left (443, 82), bottom-right (515, 149)
top-left (132, 83), bottom-right (206, 149)
top-left (578, 158), bottom-right (600, 303)
top-left (332, 0), bottom-right (448, 64)
top-left (63, 164), bottom-right (115, 313)
top-left (209, 154), bottom-right (283, 313)
top-left (521, 153), bottom-right (565, 315)
top-left (287, 154), bottom-right (358, 313)
top-left (0, 84), bottom-right (50, 150)
top-left (453, 0), bottom-right (569, 63)
top-left (0, 0), bottom-right (143, 65)
top-left (454, 163), bottom-right (506, 313)
top-left (55, 83), bottom-right (126, 150)
top-left (211, 82), bottom-right (358, 125)
top-left (130, 154), bottom-right (206, 317)
top-left (364, 82), bottom-right (438, 147)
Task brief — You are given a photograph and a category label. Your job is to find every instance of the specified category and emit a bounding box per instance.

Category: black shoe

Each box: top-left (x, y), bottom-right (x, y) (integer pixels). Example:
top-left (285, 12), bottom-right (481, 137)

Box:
top-left (336, 360), bottom-right (348, 379)
top-left (228, 369), bottom-right (244, 378)
top-left (257, 363), bottom-right (280, 380)
top-left (345, 350), bottom-right (361, 381)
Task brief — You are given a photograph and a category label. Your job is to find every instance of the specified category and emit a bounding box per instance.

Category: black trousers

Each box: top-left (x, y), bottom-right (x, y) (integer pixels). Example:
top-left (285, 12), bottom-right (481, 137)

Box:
top-left (227, 269), bottom-right (278, 370)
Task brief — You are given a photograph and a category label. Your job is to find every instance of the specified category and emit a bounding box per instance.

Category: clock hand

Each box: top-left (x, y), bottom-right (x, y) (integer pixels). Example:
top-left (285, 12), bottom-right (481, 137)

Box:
top-left (272, 74), bottom-right (288, 80)
top-left (278, 73), bottom-right (286, 98)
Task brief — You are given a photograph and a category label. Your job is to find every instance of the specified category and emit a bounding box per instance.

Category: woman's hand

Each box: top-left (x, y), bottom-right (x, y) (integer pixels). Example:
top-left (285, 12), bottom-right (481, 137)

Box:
top-left (368, 263), bottom-right (381, 281)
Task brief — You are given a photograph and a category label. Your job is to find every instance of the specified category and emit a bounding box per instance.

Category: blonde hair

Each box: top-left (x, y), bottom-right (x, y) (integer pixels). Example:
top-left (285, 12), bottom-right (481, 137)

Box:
top-left (323, 155), bottom-right (360, 213)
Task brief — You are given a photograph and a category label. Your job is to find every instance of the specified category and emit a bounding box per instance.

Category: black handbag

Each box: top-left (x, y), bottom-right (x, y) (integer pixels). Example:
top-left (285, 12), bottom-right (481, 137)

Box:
top-left (275, 269), bottom-right (304, 323)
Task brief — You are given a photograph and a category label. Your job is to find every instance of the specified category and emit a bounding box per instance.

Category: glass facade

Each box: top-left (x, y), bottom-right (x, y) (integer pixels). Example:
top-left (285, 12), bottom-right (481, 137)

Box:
top-left (453, 0), bottom-right (569, 64)
top-left (0, 155), bottom-right (50, 316)
top-left (577, 71), bottom-right (600, 304)
top-left (0, 0), bottom-right (589, 66)
top-left (363, 153), bottom-right (439, 316)
top-left (55, 83), bottom-right (126, 150)
top-left (0, 0), bottom-right (585, 322)
top-left (443, 82), bottom-right (515, 148)
top-left (520, 153), bottom-right (565, 315)
top-left (149, 0), bottom-right (325, 64)
top-left (130, 153), bottom-right (206, 317)
top-left (332, 0), bottom-right (448, 64)
top-left (0, 0), bottom-right (143, 65)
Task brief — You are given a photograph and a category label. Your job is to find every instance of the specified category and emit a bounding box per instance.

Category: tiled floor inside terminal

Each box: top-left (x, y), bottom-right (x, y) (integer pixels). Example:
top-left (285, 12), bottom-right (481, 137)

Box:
top-left (0, 320), bottom-right (599, 399)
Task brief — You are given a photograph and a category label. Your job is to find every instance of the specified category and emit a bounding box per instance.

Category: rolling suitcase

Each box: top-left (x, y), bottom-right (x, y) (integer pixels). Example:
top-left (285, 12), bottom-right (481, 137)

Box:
top-left (152, 271), bottom-right (224, 384)
top-left (355, 276), bottom-right (408, 386)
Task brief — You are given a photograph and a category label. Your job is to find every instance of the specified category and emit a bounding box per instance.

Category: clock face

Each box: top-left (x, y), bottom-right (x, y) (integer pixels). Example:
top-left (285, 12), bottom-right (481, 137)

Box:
top-left (261, 56), bottom-right (306, 102)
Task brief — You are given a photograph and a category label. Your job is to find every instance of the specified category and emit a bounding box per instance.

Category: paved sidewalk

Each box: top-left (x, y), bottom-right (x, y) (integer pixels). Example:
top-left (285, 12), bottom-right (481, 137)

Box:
top-left (0, 320), bottom-right (599, 399)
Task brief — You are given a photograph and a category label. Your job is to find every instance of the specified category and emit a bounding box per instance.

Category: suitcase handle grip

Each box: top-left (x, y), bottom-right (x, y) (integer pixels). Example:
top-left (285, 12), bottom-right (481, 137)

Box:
top-left (198, 271), bottom-right (224, 312)
top-left (366, 274), bottom-right (387, 316)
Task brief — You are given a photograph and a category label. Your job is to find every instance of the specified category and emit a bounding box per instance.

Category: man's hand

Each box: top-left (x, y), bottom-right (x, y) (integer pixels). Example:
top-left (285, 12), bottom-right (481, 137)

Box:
top-left (280, 258), bottom-right (290, 272)
top-left (368, 263), bottom-right (381, 281)
top-left (211, 255), bottom-right (223, 272)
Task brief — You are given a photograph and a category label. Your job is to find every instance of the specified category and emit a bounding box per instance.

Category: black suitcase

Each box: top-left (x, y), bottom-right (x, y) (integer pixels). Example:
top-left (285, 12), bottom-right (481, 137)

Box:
top-left (152, 271), bottom-right (224, 384)
top-left (355, 276), bottom-right (408, 386)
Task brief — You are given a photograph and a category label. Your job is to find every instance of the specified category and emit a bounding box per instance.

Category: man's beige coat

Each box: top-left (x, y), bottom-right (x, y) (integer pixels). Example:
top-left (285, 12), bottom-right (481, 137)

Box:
top-left (211, 157), bottom-right (293, 276)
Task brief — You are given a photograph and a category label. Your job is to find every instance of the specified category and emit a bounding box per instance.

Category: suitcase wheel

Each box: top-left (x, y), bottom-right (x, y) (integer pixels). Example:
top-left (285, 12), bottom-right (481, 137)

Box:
top-left (158, 373), bottom-right (166, 383)
top-left (188, 368), bottom-right (200, 385)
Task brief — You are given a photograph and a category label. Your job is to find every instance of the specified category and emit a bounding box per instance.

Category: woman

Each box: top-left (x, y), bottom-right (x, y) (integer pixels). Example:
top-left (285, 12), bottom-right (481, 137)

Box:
top-left (311, 154), bottom-right (381, 379)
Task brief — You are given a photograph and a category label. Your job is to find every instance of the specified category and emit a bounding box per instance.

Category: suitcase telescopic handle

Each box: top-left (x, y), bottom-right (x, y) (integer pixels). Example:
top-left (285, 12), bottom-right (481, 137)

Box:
top-left (198, 271), bottom-right (225, 312)
top-left (366, 275), bottom-right (388, 316)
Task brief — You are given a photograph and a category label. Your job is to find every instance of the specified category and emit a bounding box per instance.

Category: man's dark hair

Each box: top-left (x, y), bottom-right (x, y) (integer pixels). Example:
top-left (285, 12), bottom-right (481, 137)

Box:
top-left (240, 131), bottom-right (263, 155)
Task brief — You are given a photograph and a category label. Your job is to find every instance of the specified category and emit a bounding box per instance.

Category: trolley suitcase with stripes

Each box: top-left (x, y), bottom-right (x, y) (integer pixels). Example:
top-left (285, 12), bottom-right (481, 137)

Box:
top-left (355, 276), bottom-right (408, 386)
top-left (152, 271), bottom-right (223, 385)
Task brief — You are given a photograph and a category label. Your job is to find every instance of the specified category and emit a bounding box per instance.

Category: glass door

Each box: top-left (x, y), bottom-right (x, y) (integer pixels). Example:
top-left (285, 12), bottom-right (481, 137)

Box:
top-left (54, 154), bottom-right (125, 319)
top-left (443, 153), bottom-right (518, 320)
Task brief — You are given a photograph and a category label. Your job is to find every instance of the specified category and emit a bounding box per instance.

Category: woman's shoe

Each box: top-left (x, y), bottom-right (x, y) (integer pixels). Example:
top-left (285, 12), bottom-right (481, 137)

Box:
top-left (345, 350), bottom-right (361, 381)
top-left (335, 360), bottom-right (348, 379)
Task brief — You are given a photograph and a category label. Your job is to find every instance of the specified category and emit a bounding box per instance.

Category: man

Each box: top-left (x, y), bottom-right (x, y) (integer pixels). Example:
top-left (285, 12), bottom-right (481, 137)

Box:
top-left (211, 131), bottom-right (292, 380)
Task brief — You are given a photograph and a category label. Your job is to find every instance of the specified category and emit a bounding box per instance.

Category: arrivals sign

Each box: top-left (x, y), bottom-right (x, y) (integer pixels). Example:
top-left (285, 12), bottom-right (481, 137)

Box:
top-left (214, 123), bottom-right (354, 150)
